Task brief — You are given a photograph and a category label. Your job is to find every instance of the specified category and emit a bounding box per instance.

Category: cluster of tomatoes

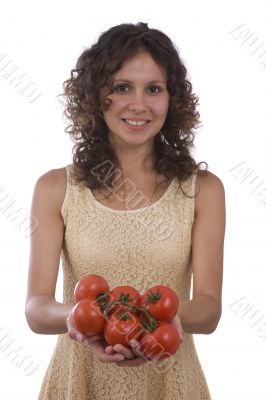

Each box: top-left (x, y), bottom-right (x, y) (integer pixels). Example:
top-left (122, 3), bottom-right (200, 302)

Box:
top-left (72, 274), bottom-right (182, 361)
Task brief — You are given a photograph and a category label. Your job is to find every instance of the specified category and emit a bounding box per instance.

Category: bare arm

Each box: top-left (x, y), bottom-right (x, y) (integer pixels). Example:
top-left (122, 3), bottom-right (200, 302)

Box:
top-left (25, 168), bottom-right (145, 365)
top-left (25, 168), bottom-right (72, 334)
top-left (178, 171), bottom-right (226, 334)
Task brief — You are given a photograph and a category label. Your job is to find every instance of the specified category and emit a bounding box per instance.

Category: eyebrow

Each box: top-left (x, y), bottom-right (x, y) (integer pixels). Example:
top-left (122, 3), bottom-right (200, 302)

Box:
top-left (113, 79), bottom-right (167, 85)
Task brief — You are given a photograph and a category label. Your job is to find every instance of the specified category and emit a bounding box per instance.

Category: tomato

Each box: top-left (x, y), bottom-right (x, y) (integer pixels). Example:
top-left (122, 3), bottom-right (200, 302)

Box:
top-left (103, 312), bottom-right (144, 348)
top-left (74, 274), bottom-right (109, 303)
top-left (140, 321), bottom-right (181, 361)
top-left (106, 285), bottom-right (141, 316)
top-left (140, 285), bottom-right (179, 323)
top-left (72, 298), bottom-right (106, 336)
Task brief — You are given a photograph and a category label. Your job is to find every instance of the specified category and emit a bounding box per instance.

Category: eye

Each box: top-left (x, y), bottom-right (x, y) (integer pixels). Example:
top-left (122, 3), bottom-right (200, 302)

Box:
top-left (148, 86), bottom-right (161, 94)
top-left (114, 84), bottom-right (129, 92)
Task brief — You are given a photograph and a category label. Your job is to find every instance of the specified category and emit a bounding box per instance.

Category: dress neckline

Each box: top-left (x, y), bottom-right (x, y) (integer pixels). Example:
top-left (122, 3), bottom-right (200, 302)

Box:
top-left (87, 177), bottom-right (176, 214)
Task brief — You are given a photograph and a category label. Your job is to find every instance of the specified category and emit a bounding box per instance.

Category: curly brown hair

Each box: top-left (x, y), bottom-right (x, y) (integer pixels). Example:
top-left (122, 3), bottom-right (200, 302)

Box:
top-left (57, 22), bottom-right (208, 200)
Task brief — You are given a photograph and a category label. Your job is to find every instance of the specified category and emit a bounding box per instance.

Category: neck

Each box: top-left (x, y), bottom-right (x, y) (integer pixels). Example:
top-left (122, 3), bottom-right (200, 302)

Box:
top-left (115, 149), bottom-right (156, 178)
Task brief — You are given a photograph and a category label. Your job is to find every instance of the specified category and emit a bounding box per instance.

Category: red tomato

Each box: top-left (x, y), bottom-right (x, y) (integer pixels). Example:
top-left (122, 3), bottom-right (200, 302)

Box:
top-left (72, 298), bottom-right (106, 336)
top-left (106, 285), bottom-right (141, 316)
top-left (103, 312), bottom-right (144, 348)
top-left (74, 274), bottom-right (109, 303)
top-left (140, 321), bottom-right (181, 361)
top-left (140, 285), bottom-right (179, 323)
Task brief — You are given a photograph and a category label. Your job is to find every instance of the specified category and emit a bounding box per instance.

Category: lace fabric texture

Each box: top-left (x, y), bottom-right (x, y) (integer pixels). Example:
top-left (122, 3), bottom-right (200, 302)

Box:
top-left (38, 164), bottom-right (212, 400)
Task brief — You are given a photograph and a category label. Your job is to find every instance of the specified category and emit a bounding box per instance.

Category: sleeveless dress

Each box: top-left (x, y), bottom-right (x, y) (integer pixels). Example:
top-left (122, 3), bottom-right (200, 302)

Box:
top-left (38, 163), bottom-right (212, 400)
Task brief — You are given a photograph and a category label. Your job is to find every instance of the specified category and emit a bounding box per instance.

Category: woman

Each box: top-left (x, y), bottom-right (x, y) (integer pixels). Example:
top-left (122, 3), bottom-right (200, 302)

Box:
top-left (25, 22), bottom-right (226, 399)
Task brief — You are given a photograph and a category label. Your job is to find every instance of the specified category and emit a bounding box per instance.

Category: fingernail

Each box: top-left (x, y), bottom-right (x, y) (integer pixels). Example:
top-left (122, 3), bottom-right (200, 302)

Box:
top-left (106, 347), bottom-right (112, 353)
top-left (77, 334), bottom-right (83, 342)
top-left (130, 339), bottom-right (138, 346)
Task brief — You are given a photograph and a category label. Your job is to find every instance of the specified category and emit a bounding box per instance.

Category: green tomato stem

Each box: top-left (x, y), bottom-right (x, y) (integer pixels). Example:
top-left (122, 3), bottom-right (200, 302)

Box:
top-left (108, 300), bottom-right (158, 331)
top-left (95, 292), bottom-right (159, 331)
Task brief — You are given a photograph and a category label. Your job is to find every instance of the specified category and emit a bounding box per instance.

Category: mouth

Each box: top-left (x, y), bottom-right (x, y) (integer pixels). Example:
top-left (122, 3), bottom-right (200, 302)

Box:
top-left (122, 118), bottom-right (151, 131)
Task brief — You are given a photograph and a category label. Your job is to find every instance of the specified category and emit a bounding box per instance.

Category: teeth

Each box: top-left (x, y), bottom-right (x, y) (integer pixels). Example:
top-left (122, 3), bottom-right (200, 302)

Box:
top-left (125, 119), bottom-right (148, 126)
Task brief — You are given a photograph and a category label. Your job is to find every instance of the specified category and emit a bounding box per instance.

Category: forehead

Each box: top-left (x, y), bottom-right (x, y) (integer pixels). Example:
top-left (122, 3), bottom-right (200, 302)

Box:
top-left (113, 51), bottom-right (167, 81)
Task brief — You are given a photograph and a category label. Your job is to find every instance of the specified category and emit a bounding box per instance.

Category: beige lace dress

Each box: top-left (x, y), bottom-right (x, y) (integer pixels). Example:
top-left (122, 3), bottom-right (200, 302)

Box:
top-left (38, 163), bottom-right (212, 400)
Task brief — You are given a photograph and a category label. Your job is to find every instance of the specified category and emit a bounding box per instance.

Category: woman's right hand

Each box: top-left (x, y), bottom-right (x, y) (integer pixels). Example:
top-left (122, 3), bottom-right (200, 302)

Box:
top-left (66, 310), bottom-right (87, 343)
top-left (66, 310), bottom-right (129, 363)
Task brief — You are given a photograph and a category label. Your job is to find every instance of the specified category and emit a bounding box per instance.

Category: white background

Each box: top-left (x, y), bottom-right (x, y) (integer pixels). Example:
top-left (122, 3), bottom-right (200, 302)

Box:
top-left (0, 0), bottom-right (266, 398)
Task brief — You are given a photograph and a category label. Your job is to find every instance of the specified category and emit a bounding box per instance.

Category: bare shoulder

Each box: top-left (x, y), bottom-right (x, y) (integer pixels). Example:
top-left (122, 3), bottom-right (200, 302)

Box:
top-left (194, 169), bottom-right (225, 216)
top-left (33, 167), bottom-right (67, 214)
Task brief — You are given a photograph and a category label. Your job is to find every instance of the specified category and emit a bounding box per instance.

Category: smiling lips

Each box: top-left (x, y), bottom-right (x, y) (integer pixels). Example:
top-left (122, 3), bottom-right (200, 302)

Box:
top-left (122, 118), bottom-right (151, 130)
top-left (124, 118), bottom-right (150, 126)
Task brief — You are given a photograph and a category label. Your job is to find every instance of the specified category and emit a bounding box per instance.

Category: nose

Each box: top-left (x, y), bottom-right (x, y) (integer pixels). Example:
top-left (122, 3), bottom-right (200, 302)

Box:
top-left (128, 91), bottom-right (147, 112)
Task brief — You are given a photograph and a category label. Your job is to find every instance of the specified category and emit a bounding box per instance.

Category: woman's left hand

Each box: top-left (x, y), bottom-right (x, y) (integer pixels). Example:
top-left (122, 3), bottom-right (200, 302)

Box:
top-left (171, 313), bottom-right (184, 342)
top-left (106, 313), bottom-right (184, 367)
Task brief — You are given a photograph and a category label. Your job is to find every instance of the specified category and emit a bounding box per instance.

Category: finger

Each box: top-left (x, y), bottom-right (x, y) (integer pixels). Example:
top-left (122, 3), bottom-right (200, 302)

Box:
top-left (177, 326), bottom-right (184, 341)
top-left (112, 343), bottom-right (135, 359)
top-left (86, 334), bottom-right (104, 344)
top-left (129, 340), bottom-right (145, 358)
top-left (96, 349), bottom-right (125, 362)
top-left (68, 331), bottom-right (85, 343)
top-left (76, 333), bottom-right (86, 343)
top-left (171, 316), bottom-right (184, 341)
top-left (105, 346), bottom-right (116, 354)
top-left (90, 340), bottom-right (125, 362)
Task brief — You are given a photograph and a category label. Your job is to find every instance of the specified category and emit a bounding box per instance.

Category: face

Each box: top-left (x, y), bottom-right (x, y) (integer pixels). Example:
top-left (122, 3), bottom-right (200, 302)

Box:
top-left (100, 51), bottom-right (170, 150)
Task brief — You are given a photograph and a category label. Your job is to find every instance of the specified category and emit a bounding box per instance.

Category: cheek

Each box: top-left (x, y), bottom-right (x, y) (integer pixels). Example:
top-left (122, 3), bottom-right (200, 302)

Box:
top-left (108, 97), bottom-right (127, 113)
top-left (151, 103), bottom-right (169, 118)
top-left (103, 99), bottom-right (126, 123)
top-left (150, 96), bottom-right (169, 117)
